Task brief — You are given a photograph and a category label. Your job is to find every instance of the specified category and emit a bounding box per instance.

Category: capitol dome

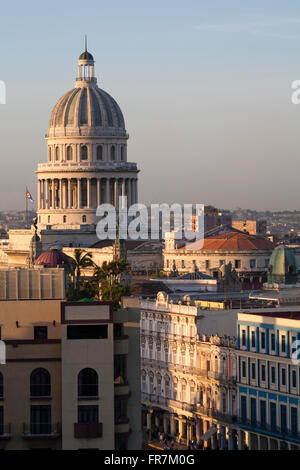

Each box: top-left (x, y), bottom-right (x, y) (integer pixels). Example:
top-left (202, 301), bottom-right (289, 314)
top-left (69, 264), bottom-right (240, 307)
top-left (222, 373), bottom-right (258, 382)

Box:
top-left (35, 248), bottom-right (72, 268)
top-left (47, 45), bottom-right (126, 138)
top-left (36, 43), bottom-right (139, 236)
top-left (49, 86), bottom-right (125, 136)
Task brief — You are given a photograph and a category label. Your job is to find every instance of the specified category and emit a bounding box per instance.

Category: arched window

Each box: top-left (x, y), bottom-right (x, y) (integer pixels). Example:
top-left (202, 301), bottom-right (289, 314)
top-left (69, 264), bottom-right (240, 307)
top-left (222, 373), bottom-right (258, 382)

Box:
top-left (55, 147), bottom-right (60, 161)
top-left (63, 215), bottom-right (66, 223)
top-left (82, 215), bottom-right (86, 223)
top-left (81, 145), bottom-right (88, 160)
top-left (66, 146), bottom-right (73, 161)
top-left (96, 145), bottom-right (103, 161)
top-left (30, 368), bottom-right (51, 397)
top-left (110, 146), bottom-right (115, 161)
top-left (120, 146), bottom-right (124, 161)
top-left (49, 147), bottom-right (52, 161)
top-left (0, 372), bottom-right (3, 398)
top-left (78, 368), bottom-right (98, 397)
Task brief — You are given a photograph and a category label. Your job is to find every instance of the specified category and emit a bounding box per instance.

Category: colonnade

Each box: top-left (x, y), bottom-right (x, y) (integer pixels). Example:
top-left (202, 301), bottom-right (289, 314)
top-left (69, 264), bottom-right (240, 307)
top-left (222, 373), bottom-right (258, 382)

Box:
top-left (37, 176), bottom-right (138, 210)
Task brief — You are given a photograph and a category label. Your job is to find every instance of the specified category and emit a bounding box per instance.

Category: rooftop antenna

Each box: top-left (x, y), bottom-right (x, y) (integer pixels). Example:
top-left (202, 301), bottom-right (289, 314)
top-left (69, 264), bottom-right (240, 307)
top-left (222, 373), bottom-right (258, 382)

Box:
top-left (84, 35), bottom-right (87, 52)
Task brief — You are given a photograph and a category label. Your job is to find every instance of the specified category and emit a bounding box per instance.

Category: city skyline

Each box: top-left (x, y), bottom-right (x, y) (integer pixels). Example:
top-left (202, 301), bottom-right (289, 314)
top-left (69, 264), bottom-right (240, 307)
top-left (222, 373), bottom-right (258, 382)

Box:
top-left (2, 1), bottom-right (300, 211)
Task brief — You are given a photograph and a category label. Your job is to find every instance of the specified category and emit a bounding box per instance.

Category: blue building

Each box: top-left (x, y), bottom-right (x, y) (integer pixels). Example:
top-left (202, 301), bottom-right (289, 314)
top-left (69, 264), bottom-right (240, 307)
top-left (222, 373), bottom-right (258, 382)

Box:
top-left (236, 309), bottom-right (300, 450)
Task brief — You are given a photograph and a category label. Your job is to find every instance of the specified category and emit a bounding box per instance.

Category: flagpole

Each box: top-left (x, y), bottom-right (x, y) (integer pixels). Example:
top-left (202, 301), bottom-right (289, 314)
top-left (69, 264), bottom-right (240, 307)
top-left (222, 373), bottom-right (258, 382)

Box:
top-left (26, 188), bottom-right (28, 229)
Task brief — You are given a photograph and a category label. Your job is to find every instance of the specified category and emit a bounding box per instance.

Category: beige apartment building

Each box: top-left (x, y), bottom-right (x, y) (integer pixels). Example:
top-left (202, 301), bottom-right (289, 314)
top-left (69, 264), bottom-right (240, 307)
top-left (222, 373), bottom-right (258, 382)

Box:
top-left (0, 268), bottom-right (141, 450)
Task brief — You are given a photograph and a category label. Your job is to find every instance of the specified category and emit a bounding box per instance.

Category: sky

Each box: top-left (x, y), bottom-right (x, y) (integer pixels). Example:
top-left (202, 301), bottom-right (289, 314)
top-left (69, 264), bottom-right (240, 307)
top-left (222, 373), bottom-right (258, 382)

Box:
top-left (1, 0), bottom-right (300, 211)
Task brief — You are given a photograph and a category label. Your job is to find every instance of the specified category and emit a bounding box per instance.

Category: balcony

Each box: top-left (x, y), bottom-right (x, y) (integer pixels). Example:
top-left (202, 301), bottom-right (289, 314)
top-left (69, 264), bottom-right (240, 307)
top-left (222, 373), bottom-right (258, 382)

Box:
top-left (0, 424), bottom-right (12, 440)
top-left (22, 423), bottom-right (61, 439)
top-left (74, 422), bottom-right (103, 439)
top-left (196, 405), bottom-right (237, 424)
top-left (237, 418), bottom-right (300, 442)
top-left (141, 392), bottom-right (194, 412)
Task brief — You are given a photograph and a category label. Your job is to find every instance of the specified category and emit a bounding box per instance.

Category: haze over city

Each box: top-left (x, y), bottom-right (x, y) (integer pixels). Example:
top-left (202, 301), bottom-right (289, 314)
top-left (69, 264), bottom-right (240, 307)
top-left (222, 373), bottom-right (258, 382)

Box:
top-left (1, 0), bottom-right (300, 210)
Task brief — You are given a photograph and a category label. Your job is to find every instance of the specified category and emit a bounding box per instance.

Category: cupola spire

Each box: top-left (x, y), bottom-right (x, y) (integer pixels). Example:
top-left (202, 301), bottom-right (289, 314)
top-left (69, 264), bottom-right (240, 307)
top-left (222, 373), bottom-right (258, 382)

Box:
top-left (77, 37), bottom-right (96, 85)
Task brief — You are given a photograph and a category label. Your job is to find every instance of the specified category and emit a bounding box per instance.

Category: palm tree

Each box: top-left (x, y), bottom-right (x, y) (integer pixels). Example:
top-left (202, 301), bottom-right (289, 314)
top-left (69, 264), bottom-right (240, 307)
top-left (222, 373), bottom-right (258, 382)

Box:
top-left (93, 258), bottom-right (130, 302)
top-left (71, 248), bottom-right (94, 287)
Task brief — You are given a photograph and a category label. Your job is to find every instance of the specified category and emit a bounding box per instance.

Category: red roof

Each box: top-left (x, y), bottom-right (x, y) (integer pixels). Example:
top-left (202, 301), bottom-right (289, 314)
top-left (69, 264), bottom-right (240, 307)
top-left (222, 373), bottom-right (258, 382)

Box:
top-left (35, 249), bottom-right (71, 268)
top-left (182, 232), bottom-right (275, 251)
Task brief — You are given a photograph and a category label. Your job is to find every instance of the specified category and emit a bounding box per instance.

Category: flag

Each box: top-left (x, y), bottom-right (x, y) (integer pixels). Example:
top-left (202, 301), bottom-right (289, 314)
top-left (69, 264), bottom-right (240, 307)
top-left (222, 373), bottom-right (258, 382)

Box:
top-left (26, 188), bottom-right (34, 203)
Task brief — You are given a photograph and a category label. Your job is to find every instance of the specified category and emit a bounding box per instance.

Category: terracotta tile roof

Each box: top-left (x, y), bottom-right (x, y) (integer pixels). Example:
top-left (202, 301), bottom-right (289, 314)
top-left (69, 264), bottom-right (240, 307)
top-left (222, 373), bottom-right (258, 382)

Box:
top-left (182, 232), bottom-right (275, 251)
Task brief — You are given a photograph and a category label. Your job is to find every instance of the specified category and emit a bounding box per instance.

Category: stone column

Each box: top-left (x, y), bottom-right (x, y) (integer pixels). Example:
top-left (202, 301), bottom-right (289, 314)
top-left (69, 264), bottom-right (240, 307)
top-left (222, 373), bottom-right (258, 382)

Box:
top-left (77, 178), bottom-right (81, 209)
top-left (60, 179), bottom-right (63, 209)
top-left (106, 178), bottom-right (110, 204)
top-left (178, 419), bottom-right (184, 439)
top-left (196, 418), bottom-right (201, 441)
top-left (51, 179), bottom-right (55, 208)
top-left (114, 178), bottom-right (119, 209)
top-left (163, 415), bottom-right (169, 434)
top-left (135, 178), bottom-right (138, 203)
top-left (68, 179), bottom-right (71, 209)
top-left (238, 430), bottom-right (244, 450)
top-left (97, 179), bottom-right (101, 207)
top-left (147, 411), bottom-right (153, 441)
top-left (87, 178), bottom-right (91, 208)
top-left (131, 179), bottom-right (136, 204)
top-left (37, 180), bottom-right (41, 210)
top-left (170, 416), bottom-right (176, 437)
top-left (127, 178), bottom-right (132, 207)
top-left (121, 178), bottom-right (126, 208)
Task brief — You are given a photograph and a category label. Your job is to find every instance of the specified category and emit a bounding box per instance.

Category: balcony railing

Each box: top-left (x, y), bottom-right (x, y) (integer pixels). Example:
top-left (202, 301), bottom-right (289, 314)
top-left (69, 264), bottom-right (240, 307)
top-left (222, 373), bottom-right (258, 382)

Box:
top-left (237, 418), bottom-right (300, 441)
top-left (22, 423), bottom-right (61, 439)
top-left (74, 422), bottom-right (103, 439)
top-left (196, 405), bottom-right (237, 424)
top-left (141, 358), bottom-right (236, 383)
top-left (141, 392), bottom-right (194, 412)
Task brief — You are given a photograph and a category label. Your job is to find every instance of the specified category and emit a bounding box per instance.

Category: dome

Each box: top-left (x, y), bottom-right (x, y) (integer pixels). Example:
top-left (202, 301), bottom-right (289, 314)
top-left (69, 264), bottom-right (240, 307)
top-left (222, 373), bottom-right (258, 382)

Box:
top-left (79, 50), bottom-right (94, 61)
top-left (35, 248), bottom-right (71, 268)
top-left (49, 86), bottom-right (125, 135)
top-left (267, 245), bottom-right (298, 285)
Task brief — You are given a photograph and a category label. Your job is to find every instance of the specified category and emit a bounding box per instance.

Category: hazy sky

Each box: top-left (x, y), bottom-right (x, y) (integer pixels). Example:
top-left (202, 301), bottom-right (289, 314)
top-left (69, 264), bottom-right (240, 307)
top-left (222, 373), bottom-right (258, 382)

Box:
top-left (1, 0), bottom-right (300, 211)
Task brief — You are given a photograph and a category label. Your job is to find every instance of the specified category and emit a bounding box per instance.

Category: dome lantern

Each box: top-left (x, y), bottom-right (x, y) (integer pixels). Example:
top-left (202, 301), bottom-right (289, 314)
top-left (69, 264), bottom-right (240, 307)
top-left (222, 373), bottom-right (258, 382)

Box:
top-left (76, 36), bottom-right (96, 85)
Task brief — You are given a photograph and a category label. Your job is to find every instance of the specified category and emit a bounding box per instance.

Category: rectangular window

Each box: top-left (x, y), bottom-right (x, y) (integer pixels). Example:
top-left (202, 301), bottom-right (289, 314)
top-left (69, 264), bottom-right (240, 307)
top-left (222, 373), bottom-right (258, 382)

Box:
top-left (250, 398), bottom-right (256, 425)
top-left (270, 402), bottom-right (277, 431)
top-left (219, 260), bottom-right (225, 267)
top-left (292, 370), bottom-right (297, 388)
top-left (280, 405), bottom-right (287, 433)
top-left (291, 407), bottom-right (298, 435)
top-left (67, 325), bottom-right (108, 340)
top-left (260, 400), bottom-right (266, 428)
top-left (251, 363), bottom-right (256, 380)
top-left (265, 259), bottom-right (269, 268)
top-left (34, 326), bottom-right (48, 340)
top-left (242, 361), bottom-right (246, 378)
top-left (78, 405), bottom-right (98, 423)
top-left (281, 368), bottom-right (286, 386)
top-left (271, 333), bottom-right (276, 351)
top-left (261, 332), bottom-right (266, 349)
top-left (261, 364), bottom-right (266, 382)
top-left (242, 330), bottom-right (246, 347)
top-left (30, 405), bottom-right (51, 435)
top-left (271, 366), bottom-right (276, 384)
top-left (251, 331), bottom-right (256, 348)
top-left (241, 396), bottom-right (247, 423)
top-left (205, 260), bottom-right (210, 269)
top-left (250, 259), bottom-right (256, 269)
top-left (181, 260), bottom-right (185, 269)
top-left (281, 335), bottom-right (286, 353)
top-left (291, 335), bottom-right (297, 355)
top-left (235, 260), bottom-right (241, 269)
